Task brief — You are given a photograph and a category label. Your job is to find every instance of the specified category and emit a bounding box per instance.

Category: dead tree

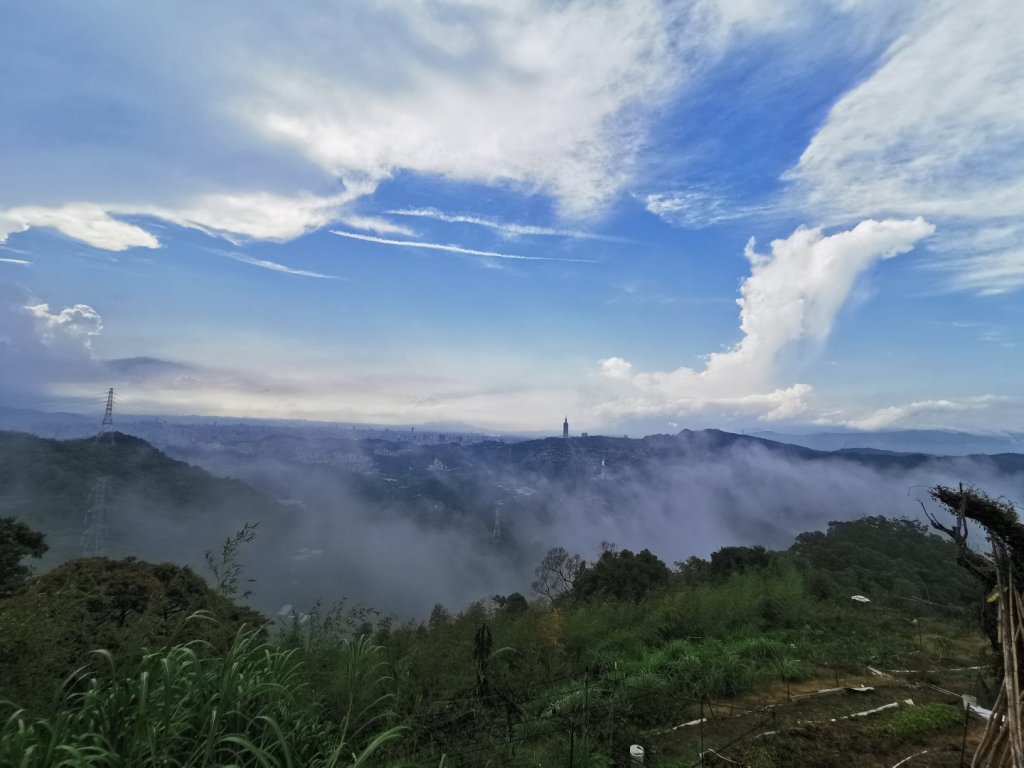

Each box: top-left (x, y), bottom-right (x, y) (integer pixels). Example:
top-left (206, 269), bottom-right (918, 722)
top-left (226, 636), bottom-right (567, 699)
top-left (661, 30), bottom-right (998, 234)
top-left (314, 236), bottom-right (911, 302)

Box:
top-left (926, 484), bottom-right (1024, 767)
top-left (531, 547), bottom-right (584, 601)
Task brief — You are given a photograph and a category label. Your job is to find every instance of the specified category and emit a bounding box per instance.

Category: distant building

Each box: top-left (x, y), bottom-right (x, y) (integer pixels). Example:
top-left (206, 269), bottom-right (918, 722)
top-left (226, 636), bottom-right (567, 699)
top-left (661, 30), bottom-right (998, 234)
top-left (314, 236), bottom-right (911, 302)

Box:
top-left (563, 417), bottom-right (569, 439)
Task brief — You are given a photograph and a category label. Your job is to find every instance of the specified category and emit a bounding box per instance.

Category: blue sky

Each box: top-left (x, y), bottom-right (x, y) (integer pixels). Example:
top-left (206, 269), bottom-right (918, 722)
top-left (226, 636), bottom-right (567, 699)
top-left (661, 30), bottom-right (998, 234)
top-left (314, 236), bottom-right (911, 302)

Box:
top-left (1, 0), bottom-right (1021, 434)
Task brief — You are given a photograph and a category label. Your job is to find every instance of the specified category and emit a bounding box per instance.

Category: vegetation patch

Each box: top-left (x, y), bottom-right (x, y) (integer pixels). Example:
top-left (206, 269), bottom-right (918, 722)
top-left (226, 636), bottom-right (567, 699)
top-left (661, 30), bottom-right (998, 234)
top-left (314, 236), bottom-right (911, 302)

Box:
top-left (870, 703), bottom-right (963, 740)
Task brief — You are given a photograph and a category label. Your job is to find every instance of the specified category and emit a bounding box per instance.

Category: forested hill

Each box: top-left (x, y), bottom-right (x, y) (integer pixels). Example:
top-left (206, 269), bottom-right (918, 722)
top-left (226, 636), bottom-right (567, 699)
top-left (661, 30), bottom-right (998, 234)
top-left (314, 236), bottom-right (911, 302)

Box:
top-left (475, 428), bottom-right (1024, 474)
top-left (0, 430), bottom-right (289, 566)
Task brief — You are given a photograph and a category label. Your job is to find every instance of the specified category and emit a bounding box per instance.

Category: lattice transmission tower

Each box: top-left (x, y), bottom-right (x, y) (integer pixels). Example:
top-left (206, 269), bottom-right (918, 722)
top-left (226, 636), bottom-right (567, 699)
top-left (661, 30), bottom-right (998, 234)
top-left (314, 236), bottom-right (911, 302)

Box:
top-left (492, 502), bottom-right (502, 541)
top-left (96, 387), bottom-right (115, 444)
top-left (81, 476), bottom-right (111, 556)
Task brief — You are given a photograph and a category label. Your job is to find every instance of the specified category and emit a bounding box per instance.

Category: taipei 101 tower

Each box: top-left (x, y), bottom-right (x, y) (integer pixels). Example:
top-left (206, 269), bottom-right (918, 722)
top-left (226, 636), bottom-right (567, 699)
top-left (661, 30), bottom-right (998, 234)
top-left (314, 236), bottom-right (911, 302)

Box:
top-left (563, 417), bottom-right (569, 439)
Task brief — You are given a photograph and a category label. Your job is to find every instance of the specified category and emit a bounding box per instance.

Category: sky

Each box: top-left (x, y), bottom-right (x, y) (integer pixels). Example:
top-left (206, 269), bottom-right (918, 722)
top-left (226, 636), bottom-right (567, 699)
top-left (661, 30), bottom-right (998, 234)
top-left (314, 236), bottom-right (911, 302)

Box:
top-left (1, 0), bottom-right (1022, 435)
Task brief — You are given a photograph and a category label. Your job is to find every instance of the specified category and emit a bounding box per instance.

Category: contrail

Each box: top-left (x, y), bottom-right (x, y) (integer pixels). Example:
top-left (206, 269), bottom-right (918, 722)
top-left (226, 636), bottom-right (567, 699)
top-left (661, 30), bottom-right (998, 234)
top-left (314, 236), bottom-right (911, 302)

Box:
top-left (331, 230), bottom-right (596, 262)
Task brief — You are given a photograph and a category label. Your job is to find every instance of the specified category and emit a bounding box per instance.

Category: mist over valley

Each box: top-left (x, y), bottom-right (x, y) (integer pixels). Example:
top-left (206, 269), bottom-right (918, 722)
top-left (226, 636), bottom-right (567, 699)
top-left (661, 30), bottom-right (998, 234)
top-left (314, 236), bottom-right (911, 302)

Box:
top-left (5, 417), bottom-right (1023, 619)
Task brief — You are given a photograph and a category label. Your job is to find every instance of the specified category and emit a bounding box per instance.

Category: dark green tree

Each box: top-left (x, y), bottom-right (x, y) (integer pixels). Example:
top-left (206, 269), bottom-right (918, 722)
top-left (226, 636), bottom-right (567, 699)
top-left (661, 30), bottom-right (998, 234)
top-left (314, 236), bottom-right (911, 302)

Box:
top-left (0, 516), bottom-right (47, 597)
top-left (572, 548), bottom-right (670, 601)
top-left (708, 545), bottom-right (774, 581)
top-left (492, 591), bottom-right (529, 617)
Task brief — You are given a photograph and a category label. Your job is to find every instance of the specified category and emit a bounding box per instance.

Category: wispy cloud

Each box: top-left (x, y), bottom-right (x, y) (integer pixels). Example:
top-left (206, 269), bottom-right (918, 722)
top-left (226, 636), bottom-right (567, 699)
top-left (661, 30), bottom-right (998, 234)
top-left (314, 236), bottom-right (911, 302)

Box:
top-left (825, 395), bottom-right (1014, 431)
top-left (331, 230), bottom-right (596, 263)
top-left (644, 191), bottom-right (772, 229)
top-left (787, 1), bottom-right (1024, 223)
top-left (221, 251), bottom-right (339, 279)
top-left (338, 215), bottom-right (415, 237)
top-left (386, 208), bottom-right (624, 242)
top-left (0, 244), bottom-right (32, 256)
top-left (0, 257), bottom-right (31, 266)
top-left (783, 1), bottom-right (1024, 294)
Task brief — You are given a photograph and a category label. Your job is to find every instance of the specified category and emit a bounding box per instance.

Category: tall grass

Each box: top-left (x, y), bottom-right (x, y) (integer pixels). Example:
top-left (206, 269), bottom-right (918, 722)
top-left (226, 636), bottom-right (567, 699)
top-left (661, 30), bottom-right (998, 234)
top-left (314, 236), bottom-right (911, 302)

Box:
top-left (0, 615), bottom-right (403, 767)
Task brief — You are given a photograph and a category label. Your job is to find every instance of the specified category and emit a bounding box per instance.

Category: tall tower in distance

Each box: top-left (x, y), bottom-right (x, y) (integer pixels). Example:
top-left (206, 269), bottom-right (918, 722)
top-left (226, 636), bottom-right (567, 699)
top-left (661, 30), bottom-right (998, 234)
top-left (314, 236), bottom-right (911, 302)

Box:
top-left (563, 416), bottom-right (569, 439)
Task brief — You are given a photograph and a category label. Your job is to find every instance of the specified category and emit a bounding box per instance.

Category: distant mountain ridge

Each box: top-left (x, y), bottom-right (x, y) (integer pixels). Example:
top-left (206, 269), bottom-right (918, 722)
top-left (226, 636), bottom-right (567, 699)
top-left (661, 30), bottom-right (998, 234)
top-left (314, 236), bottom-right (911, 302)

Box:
top-left (3, 426), bottom-right (1024, 618)
top-left (752, 428), bottom-right (1024, 456)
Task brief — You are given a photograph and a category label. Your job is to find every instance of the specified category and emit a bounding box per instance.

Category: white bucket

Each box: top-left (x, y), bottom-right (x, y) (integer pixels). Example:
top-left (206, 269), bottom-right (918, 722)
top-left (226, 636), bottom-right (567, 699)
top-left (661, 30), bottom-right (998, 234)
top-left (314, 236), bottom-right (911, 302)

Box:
top-left (629, 744), bottom-right (645, 764)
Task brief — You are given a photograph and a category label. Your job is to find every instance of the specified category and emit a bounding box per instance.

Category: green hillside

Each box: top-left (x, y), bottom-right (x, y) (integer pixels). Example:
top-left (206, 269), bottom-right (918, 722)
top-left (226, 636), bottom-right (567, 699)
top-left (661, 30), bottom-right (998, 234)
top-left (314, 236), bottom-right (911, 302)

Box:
top-left (0, 430), bottom-right (287, 564)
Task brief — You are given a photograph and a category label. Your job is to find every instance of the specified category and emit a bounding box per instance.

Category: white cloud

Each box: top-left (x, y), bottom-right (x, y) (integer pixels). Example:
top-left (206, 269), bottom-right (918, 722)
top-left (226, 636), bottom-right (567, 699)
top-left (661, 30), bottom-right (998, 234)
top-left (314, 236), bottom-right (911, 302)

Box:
top-left (386, 208), bottom-right (621, 241)
top-left (0, 204), bottom-right (159, 251)
top-left (0, 189), bottom-right (371, 252)
top-left (596, 217), bottom-right (934, 421)
top-left (0, 257), bottom-right (31, 266)
top-left (0, 1), bottom-right (695, 249)
top-left (331, 230), bottom-right (595, 263)
top-left (26, 302), bottom-right (104, 348)
top-left (785, 0), bottom-right (1024, 293)
top-left (221, 252), bottom-right (338, 280)
top-left (337, 215), bottom-right (415, 238)
top-left (141, 190), bottom-right (368, 243)
top-left (826, 395), bottom-right (1012, 431)
top-left (0, 284), bottom-right (106, 402)
top-left (247, 1), bottom-right (683, 218)
top-left (933, 226), bottom-right (1024, 295)
top-left (644, 191), bottom-right (770, 228)
top-left (788, 1), bottom-right (1024, 221)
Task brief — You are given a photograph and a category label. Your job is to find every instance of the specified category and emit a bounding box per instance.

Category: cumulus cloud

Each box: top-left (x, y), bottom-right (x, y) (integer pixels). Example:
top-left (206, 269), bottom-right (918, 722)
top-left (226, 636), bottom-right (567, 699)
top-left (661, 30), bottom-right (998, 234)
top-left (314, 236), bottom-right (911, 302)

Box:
top-left (0, 283), bottom-right (105, 402)
top-left (596, 218), bottom-right (935, 421)
top-left (27, 303), bottom-right (104, 348)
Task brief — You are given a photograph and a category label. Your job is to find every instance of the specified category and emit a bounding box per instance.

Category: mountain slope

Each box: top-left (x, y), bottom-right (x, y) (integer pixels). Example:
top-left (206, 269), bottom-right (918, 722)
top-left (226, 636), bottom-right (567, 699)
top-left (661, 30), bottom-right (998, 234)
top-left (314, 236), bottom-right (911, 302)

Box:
top-left (0, 430), bottom-right (288, 566)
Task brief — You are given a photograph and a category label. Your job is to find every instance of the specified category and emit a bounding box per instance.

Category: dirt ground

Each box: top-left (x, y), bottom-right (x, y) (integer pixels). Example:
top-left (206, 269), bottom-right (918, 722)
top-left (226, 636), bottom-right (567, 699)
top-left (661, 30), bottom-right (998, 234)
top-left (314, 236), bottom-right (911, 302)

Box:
top-left (642, 674), bottom-right (988, 767)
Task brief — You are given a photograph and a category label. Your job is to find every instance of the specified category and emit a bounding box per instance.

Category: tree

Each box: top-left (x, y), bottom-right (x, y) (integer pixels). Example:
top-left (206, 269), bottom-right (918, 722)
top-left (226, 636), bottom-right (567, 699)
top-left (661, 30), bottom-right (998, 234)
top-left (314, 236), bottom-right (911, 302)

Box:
top-left (492, 592), bottom-right (529, 617)
top-left (572, 548), bottom-right (671, 602)
top-left (708, 545), bottom-right (774, 581)
top-left (531, 547), bottom-right (584, 601)
top-left (0, 516), bottom-right (47, 597)
top-left (0, 556), bottom-right (263, 709)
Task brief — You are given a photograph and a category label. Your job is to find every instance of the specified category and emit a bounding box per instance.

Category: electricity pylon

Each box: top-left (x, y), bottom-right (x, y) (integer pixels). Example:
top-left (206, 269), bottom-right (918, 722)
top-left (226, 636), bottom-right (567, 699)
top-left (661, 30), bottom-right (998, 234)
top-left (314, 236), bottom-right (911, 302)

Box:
top-left (96, 388), bottom-right (114, 445)
top-left (81, 476), bottom-right (110, 556)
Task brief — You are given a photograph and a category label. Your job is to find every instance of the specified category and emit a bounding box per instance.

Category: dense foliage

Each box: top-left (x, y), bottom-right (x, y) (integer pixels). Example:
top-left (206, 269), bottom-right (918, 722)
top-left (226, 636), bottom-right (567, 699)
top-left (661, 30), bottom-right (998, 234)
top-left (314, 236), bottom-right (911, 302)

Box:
top-left (0, 622), bottom-right (401, 767)
top-left (0, 509), bottom-right (996, 766)
top-left (0, 556), bottom-right (262, 710)
top-left (0, 515), bottom-right (47, 596)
